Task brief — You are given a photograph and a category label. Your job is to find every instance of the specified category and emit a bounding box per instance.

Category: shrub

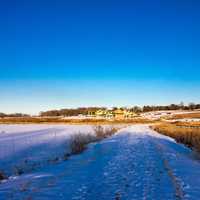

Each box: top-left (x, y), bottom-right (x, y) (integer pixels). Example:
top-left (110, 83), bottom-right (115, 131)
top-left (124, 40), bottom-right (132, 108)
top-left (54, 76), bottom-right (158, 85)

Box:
top-left (69, 133), bottom-right (97, 154)
top-left (93, 125), bottom-right (105, 138)
top-left (104, 126), bottom-right (119, 137)
top-left (69, 126), bottom-right (119, 155)
top-left (93, 125), bottom-right (119, 139)
top-left (14, 166), bottom-right (24, 176)
top-left (0, 171), bottom-right (7, 181)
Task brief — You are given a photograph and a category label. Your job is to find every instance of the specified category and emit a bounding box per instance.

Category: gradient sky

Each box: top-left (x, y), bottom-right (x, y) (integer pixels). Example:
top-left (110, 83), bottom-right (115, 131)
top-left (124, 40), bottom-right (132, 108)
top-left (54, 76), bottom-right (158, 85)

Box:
top-left (0, 0), bottom-right (200, 114)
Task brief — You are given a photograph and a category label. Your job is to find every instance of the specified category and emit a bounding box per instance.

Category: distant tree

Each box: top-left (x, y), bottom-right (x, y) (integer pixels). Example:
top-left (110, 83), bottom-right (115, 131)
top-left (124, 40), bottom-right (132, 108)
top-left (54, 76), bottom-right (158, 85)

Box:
top-left (188, 103), bottom-right (196, 110)
top-left (0, 113), bottom-right (6, 118)
top-left (143, 106), bottom-right (153, 112)
top-left (179, 102), bottom-right (184, 110)
top-left (130, 106), bottom-right (142, 113)
top-left (112, 107), bottom-right (118, 111)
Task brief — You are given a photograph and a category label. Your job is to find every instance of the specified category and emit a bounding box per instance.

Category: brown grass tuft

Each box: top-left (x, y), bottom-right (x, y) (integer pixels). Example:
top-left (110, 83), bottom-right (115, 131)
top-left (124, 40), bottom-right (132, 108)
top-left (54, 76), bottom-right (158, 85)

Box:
top-left (69, 133), bottom-right (97, 154)
top-left (93, 125), bottom-right (119, 139)
top-left (69, 126), bottom-right (119, 154)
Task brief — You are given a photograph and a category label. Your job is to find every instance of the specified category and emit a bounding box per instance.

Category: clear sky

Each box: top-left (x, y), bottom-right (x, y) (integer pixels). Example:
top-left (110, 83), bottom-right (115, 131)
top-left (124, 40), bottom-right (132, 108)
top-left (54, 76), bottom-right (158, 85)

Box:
top-left (0, 0), bottom-right (200, 114)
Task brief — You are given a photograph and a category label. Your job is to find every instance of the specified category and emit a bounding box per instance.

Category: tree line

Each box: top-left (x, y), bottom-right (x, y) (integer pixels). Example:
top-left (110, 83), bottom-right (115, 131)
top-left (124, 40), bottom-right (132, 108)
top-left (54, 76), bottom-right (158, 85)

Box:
top-left (1, 103), bottom-right (200, 118)
top-left (142, 103), bottom-right (200, 112)
top-left (40, 107), bottom-right (107, 117)
top-left (0, 113), bottom-right (30, 118)
top-left (40, 103), bottom-right (200, 117)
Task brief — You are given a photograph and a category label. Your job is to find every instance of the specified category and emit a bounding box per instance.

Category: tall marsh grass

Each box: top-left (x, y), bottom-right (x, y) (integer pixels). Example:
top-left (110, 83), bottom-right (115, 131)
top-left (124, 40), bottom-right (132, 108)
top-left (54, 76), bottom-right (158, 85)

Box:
top-left (0, 117), bottom-right (155, 124)
top-left (152, 123), bottom-right (200, 152)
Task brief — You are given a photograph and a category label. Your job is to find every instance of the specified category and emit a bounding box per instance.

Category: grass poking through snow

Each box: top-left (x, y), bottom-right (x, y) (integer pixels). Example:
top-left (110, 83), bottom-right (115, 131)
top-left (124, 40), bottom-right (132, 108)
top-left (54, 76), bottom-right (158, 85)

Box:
top-left (70, 133), bottom-right (97, 154)
top-left (69, 125), bottom-right (119, 154)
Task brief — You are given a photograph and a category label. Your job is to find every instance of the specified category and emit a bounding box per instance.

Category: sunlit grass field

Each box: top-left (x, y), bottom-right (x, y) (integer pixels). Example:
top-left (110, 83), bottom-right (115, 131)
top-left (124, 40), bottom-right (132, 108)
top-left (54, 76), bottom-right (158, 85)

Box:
top-left (152, 122), bottom-right (200, 152)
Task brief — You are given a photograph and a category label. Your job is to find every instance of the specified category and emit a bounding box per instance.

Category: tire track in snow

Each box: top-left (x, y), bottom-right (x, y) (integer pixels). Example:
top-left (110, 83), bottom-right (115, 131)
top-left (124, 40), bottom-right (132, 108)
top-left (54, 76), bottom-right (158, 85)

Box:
top-left (154, 142), bottom-right (185, 200)
top-left (74, 131), bottom-right (176, 200)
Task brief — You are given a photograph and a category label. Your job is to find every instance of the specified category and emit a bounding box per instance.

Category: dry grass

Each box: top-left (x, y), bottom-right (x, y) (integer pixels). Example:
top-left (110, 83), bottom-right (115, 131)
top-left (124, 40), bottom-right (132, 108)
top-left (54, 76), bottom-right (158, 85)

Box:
top-left (0, 117), bottom-right (156, 125)
top-left (152, 123), bottom-right (200, 152)
top-left (93, 125), bottom-right (119, 139)
top-left (171, 121), bottom-right (200, 127)
top-left (69, 125), bottom-right (119, 154)
top-left (169, 112), bottom-right (200, 120)
top-left (69, 133), bottom-right (97, 154)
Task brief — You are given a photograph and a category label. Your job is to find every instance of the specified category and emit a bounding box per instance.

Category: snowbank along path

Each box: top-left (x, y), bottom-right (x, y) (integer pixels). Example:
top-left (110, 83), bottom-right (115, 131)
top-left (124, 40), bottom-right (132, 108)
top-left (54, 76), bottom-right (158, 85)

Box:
top-left (0, 125), bottom-right (200, 200)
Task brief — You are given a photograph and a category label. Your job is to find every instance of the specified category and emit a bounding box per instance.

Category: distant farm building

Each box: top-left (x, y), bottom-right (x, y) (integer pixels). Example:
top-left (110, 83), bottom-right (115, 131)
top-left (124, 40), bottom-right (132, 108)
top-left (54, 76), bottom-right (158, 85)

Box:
top-left (88, 108), bottom-right (137, 119)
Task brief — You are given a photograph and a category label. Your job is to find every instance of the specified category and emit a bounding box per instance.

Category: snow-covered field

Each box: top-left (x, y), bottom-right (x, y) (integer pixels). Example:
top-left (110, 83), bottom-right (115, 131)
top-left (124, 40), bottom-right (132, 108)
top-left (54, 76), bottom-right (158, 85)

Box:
top-left (0, 125), bottom-right (94, 176)
top-left (0, 125), bottom-right (200, 200)
top-left (142, 110), bottom-right (200, 120)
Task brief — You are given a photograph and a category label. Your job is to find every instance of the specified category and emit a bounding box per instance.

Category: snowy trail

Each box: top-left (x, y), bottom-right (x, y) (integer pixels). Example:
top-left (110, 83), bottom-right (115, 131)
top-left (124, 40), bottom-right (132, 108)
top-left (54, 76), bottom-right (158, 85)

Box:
top-left (0, 125), bottom-right (200, 200)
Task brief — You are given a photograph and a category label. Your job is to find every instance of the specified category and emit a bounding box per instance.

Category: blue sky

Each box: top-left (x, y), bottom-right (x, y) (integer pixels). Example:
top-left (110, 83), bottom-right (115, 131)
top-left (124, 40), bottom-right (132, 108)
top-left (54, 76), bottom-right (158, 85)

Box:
top-left (0, 0), bottom-right (200, 114)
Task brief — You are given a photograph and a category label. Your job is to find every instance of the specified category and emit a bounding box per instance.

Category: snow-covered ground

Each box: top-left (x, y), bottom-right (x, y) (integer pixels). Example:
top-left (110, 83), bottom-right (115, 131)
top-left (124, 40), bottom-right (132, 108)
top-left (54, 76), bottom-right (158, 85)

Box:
top-left (0, 125), bottom-right (94, 176)
top-left (0, 125), bottom-right (200, 200)
top-left (142, 110), bottom-right (200, 120)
